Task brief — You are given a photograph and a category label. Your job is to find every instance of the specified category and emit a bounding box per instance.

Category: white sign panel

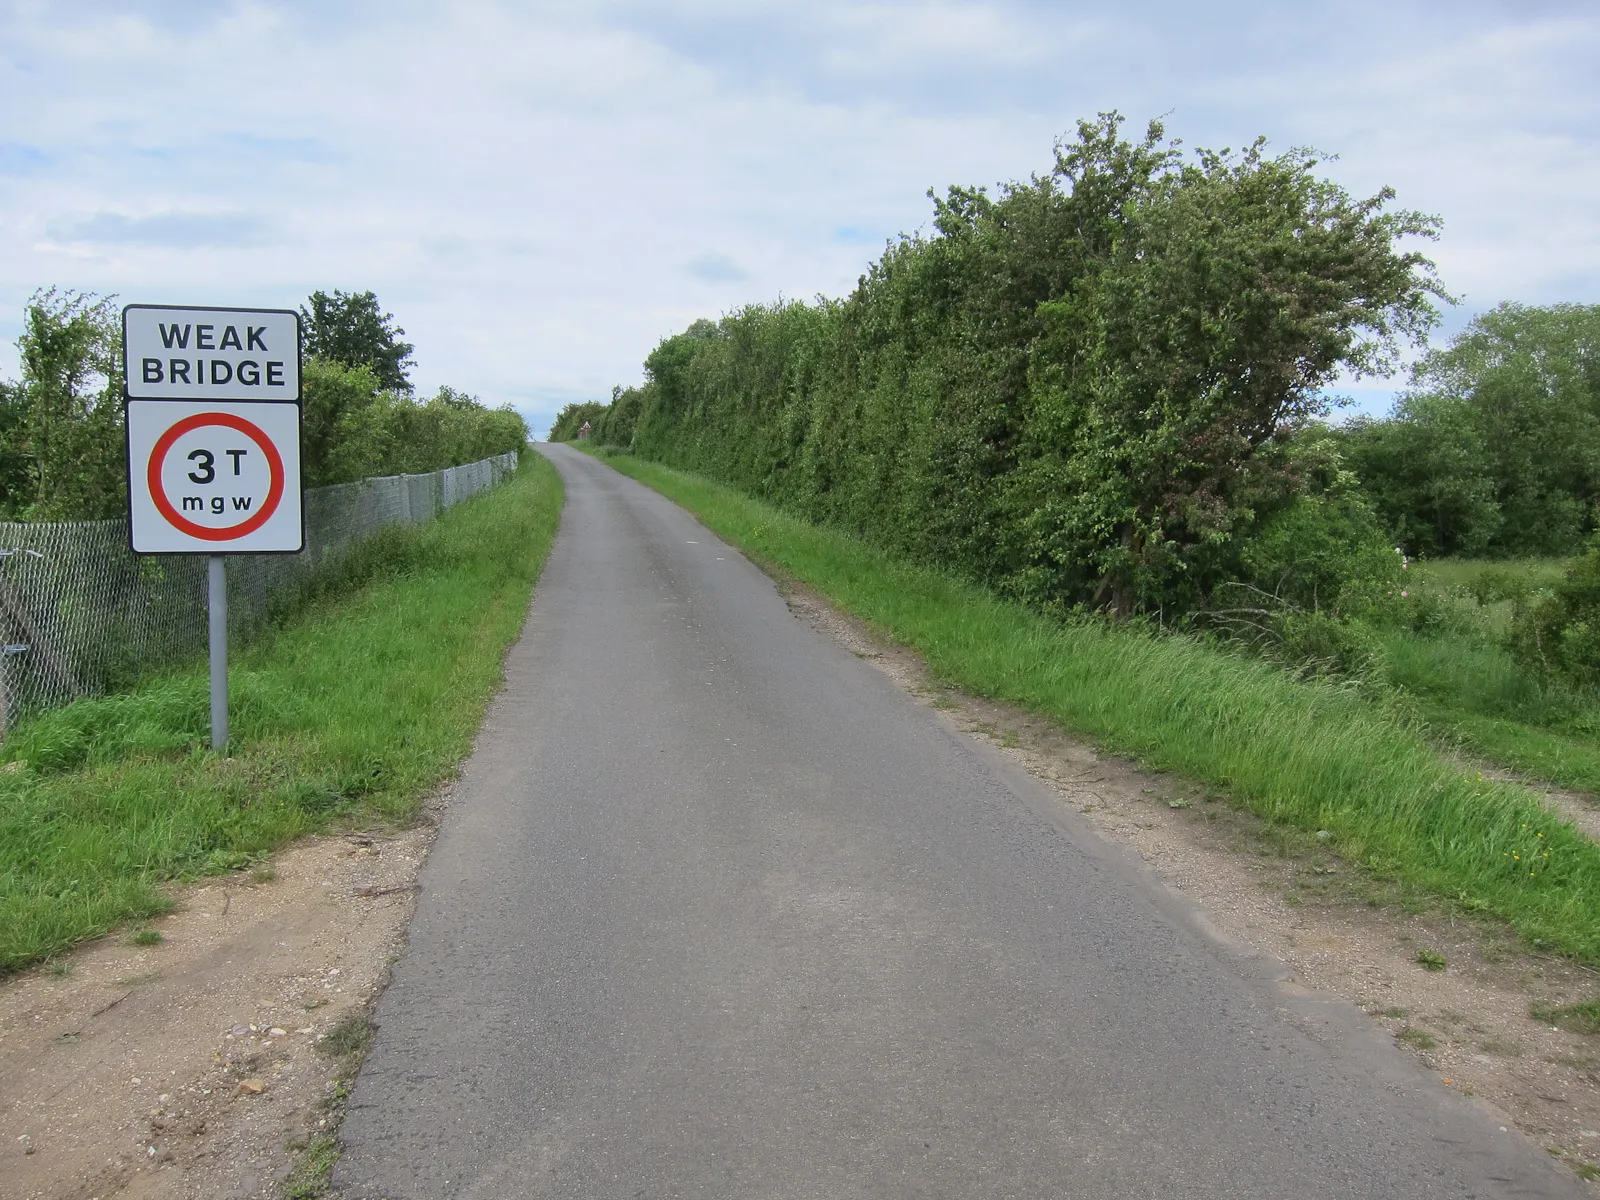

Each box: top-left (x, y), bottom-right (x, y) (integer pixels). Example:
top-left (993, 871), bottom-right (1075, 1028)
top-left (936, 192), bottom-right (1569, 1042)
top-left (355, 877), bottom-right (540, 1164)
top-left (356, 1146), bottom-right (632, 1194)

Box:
top-left (124, 305), bottom-right (301, 401)
top-left (126, 400), bottom-right (304, 553)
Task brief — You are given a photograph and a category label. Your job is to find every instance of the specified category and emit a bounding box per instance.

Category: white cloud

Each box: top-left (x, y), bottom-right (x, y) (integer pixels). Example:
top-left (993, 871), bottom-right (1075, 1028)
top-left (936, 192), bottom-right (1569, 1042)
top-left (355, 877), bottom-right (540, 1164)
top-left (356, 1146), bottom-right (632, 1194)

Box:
top-left (0, 0), bottom-right (1595, 437)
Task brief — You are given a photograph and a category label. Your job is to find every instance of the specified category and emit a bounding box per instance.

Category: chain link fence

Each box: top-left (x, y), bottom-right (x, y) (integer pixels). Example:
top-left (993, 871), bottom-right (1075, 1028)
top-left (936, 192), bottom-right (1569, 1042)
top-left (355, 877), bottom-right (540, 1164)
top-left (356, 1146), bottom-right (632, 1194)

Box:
top-left (0, 451), bottom-right (520, 734)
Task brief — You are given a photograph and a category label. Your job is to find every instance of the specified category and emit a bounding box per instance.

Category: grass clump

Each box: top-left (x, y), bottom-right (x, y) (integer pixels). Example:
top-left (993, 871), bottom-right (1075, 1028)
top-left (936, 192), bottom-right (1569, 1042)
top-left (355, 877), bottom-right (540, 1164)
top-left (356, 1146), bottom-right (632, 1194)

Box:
top-left (0, 456), bottom-right (562, 974)
top-left (283, 1008), bottom-right (379, 1196)
top-left (131, 929), bottom-right (162, 946)
top-left (283, 1134), bottom-right (342, 1199)
top-left (1415, 947), bottom-right (1447, 971)
top-left (1396, 1026), bottom-right (1438, 1052)
top-left (1531, 998), bottom-right (1600, 1036)
top-left (318, 1011), bottom-right (375, 1061)
top-left (592, 450), bottom-right (1600, 963)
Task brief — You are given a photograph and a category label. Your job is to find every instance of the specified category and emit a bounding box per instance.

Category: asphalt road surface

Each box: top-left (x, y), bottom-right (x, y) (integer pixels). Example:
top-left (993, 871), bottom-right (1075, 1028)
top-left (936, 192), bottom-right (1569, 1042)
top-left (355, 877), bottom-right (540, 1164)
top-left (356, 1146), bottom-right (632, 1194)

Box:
top-left (333, 443), bottom-right (1584, 1198)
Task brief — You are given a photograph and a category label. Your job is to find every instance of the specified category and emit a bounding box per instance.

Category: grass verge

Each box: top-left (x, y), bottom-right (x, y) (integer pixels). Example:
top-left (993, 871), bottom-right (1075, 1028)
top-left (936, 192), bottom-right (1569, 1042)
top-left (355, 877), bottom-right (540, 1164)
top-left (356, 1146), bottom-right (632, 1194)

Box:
top-left (0, 455), bottom-right (562, 975)
top-left (589, 449), bottom-right (1600, 962)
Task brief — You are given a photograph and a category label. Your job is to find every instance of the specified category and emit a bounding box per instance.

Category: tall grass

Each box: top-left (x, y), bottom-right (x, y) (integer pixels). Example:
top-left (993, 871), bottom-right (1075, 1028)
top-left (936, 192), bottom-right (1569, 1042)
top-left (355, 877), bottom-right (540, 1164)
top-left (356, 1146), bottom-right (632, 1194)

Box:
top-left (1378, 632), bottom-right (1600, 787)
top-left (1378, 558), bottom-right (1600, 793)
top-left (0, 456), bottom-right (562, 974)
top-left (593, 450), bottom-right (1600, 962)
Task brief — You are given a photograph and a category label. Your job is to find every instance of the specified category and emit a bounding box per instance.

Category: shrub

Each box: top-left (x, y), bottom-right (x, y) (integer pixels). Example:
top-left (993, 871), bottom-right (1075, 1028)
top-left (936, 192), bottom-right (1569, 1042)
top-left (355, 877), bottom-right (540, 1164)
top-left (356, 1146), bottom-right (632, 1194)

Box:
top-left (1233, 435), bottom-right (1401, 615)
top-left (1512, 540), bottom-right (1600, 688)
top-left (302, 361), bottom-right (525, 486)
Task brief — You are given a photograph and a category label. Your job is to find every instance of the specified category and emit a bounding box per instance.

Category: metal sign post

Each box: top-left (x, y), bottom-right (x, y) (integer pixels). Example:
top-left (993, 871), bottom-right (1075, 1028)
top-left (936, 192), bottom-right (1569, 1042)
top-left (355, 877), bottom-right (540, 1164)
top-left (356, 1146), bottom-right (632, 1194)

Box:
top-left (208, 555), bottom-right (228, 750)
top-left (122, 305), bottom-right (304, 754)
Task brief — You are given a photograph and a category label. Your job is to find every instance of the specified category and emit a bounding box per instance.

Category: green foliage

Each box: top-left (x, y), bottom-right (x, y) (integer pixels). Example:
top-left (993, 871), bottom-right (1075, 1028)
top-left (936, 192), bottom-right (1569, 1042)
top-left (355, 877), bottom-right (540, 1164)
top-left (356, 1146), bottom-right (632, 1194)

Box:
top-left (613, 114), bottom-right (1444, 618)
top-left (1232, 433), bottom-right (1402, 614)
top-left (288, 358), bottom-right (527, 487)
top-left (548, 400), bottom-right (608, 442)
top-left (1364, 558), bottom-right (1600, 795)
top-left (1531, 996), bottom-right (1600, 1035)
top-left (0, 380), bottom-right (29, 511)
top-left (283, 1135), bottom-right (342, 1200)
top-left (299, 289), bottom-right (415, 392)
top-left (1, 289), bottom-right (126, 519)
top-left (592, 385), bottom-right (646, 447)
top-left (1341, 303), bottom-right (1600, 557)
top-left (1205, 600), bottom-right (1388, 684)
top-left (1511, 539), bottom-right (1600, 688)
top-left (301, 357), bottom-right (384, 486)
top-left (0, 457), bottom-right (562, 973)
top-left (318, 1011), bottom-right (375, 1059)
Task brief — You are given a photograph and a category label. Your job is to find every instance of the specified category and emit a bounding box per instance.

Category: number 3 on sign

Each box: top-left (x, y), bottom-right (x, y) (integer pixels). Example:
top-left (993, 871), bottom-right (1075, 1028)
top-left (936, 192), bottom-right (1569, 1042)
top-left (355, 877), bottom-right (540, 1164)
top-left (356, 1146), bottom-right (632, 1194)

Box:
top-left (126, 400), bottom-right (303, 554)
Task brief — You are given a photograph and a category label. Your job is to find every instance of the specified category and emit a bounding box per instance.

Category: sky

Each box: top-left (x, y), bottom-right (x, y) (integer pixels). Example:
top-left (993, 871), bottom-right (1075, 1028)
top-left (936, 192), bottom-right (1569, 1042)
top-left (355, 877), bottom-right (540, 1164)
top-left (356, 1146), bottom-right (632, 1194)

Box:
top-left (2, 0), bottom-right (1596, 438)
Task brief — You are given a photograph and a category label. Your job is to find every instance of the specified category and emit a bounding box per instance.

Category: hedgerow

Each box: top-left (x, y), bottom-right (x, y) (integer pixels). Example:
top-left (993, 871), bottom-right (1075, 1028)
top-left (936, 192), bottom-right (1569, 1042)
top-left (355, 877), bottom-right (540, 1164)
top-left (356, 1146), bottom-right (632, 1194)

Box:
top-left (564, 113), bottom-right (1445, 619)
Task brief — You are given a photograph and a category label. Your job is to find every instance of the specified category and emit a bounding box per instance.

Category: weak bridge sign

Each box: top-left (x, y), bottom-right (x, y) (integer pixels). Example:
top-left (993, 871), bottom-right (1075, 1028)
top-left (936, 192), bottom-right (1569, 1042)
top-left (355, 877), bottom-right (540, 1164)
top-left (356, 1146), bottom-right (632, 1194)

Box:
top-left (123, 305), bottom-right (304, 555)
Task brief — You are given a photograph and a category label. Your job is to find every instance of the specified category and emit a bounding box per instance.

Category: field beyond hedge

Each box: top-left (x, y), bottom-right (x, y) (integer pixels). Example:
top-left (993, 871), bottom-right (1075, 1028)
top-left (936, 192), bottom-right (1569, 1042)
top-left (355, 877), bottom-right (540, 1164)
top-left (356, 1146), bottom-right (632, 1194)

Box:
top-left (1379, 558), bottom-right (1600, 795)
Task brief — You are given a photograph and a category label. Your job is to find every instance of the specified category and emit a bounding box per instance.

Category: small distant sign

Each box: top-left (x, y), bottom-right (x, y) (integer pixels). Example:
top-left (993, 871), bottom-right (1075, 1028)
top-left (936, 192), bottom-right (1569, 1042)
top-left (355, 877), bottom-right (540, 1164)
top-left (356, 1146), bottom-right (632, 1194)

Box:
top-left (126, 399), bottom-right (304, 554)
top-left (123, 305), bottom-right (301, 401)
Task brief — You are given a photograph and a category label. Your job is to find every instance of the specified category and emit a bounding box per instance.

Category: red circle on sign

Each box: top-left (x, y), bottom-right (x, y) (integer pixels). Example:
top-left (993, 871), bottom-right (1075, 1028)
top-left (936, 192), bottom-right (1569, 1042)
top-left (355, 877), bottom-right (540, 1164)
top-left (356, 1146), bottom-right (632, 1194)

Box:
top-left (148, 412), bottom-right (286, 541)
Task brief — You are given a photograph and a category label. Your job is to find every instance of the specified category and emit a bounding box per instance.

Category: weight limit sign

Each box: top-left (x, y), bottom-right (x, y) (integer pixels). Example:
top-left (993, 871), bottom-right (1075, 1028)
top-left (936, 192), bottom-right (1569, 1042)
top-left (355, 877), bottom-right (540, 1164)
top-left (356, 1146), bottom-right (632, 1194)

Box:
top-left (127, 400), bottom-right (304, 554)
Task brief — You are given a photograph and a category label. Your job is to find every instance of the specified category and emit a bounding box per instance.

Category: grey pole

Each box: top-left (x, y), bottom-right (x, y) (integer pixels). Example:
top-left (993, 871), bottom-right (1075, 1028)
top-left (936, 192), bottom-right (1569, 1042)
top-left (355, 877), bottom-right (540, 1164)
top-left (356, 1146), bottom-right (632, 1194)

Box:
top-left (207, 554), bottom-right (228, 752)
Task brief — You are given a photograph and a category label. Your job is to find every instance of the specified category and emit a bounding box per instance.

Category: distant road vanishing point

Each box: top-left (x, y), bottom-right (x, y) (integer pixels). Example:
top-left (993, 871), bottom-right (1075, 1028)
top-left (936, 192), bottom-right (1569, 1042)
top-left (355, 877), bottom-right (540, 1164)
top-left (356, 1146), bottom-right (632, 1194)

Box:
top-left (332, 442), bottom-right (1584, 1198)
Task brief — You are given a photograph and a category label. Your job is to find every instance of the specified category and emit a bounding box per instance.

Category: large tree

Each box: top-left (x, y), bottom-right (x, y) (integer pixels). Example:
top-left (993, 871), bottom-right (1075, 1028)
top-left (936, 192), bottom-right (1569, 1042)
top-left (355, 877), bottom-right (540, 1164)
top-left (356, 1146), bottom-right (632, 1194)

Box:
top-left (299, 289), bottom-right (415, 392)
top-left (1341, 303), bottom-right (1600, 556)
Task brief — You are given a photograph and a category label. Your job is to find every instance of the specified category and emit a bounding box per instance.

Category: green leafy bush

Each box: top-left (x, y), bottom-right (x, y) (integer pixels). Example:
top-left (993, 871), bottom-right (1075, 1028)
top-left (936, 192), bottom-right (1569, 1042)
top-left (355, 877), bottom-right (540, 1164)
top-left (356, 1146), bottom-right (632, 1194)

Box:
top-left (592, 385), bottom-right (645, 448)
top-left (296, 360), bottom-right (525, 486)
top-left (1, 290), bottom-right (125, 519)
top-left (1512, 541), bottom-right (1600, 688)
top-left (1233, 436), bottom-right (1402, 615)
top-left (1200, 597), bottom-right (1387, 684)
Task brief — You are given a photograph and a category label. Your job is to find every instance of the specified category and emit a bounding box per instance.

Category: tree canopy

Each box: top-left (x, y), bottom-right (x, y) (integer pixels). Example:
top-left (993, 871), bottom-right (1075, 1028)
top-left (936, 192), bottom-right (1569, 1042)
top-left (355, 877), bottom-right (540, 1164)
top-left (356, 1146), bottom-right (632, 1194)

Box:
top-left (1, 289), bottom-right (126, 519)
top-left (1339, 303), bottom-right (1600, 557)
top-left (299, 289), bottom-right (416, 392)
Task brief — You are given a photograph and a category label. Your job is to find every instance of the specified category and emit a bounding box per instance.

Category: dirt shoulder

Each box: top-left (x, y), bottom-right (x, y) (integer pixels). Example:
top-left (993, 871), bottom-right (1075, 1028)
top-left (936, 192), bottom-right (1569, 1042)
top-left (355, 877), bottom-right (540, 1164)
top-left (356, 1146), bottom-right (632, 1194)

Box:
top-left (0, 814), bottom-right (436, 1200)
top-left (783, 584), bottom-right (1600, 1188)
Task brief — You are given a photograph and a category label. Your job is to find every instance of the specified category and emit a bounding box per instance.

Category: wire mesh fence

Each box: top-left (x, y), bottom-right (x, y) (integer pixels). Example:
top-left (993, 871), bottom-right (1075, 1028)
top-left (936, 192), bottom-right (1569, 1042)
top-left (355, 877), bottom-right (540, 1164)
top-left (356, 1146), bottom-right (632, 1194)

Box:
top-left (0, 451), bottom-right (520, 733)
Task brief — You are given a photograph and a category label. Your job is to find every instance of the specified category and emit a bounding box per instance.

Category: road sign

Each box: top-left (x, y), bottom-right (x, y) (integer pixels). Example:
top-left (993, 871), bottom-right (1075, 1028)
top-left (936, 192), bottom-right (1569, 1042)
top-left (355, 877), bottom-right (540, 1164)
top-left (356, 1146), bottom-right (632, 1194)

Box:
top-left (126, 400), bottom-right (303, 554)
top-left (123, 304), bottom-right (301, 401)
top-left (122, 304), bottom-right (305, 753)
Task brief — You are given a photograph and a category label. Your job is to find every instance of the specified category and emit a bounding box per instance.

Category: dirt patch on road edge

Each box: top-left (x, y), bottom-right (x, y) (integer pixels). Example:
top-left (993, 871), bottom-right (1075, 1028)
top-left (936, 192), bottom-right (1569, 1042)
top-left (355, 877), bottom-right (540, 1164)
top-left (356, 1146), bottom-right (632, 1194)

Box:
top-left (782, 583), bottom-right (1600, 1188)
top-left (0, 803), bottom-right (440, 1200)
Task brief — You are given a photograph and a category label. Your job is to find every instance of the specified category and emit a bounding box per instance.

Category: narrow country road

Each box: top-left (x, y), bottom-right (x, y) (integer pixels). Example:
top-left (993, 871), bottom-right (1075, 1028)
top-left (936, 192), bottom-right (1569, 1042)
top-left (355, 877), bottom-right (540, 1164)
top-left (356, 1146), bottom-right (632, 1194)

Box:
top-left (333, 444), bottom-right (1582, 1198)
